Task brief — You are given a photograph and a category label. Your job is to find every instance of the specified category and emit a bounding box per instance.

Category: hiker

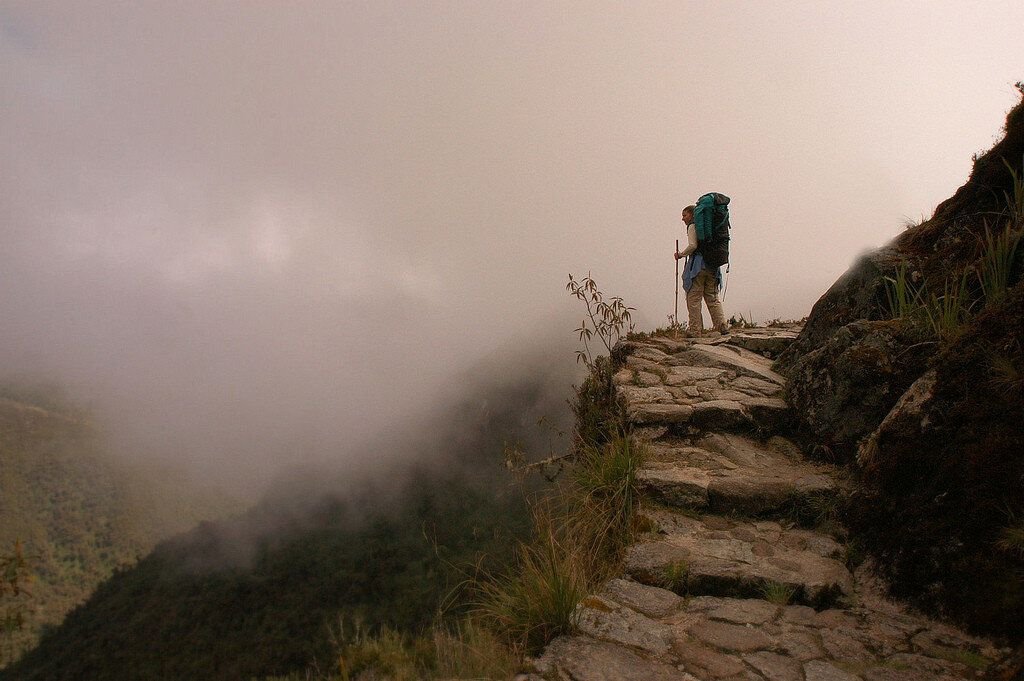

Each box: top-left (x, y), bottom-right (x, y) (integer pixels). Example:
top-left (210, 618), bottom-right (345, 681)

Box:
top-left (675, 201), bottom-right (729, 336)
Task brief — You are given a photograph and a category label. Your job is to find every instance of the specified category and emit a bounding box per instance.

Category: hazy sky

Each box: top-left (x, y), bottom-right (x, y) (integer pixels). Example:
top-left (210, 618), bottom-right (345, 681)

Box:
top-left (2, 2), bottom-right (1022, 491)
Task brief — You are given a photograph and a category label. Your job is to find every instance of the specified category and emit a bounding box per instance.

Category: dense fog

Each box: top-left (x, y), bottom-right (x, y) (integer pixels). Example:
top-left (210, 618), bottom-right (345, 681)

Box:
top-left (2, 3), bottom-right (1022, 495)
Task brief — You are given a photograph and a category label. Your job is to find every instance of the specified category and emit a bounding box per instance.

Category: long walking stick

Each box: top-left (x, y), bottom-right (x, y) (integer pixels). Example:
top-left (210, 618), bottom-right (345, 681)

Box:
top-left (674, 239), bottom-right (680, 336)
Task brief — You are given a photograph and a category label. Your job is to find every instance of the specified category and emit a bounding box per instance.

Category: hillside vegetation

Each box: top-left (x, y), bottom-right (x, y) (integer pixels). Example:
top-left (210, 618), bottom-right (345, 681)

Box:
top-left (1, 377), bottom-right (566, 680)
top-left (0, 383), bottom-right (238, 665)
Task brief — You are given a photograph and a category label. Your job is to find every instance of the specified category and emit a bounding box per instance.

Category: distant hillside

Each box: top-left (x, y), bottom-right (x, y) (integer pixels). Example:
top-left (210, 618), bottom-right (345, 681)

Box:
top-left (0, 383), bottom-right (239, 665)
top-left (2, 374), bottom-right (569, 680)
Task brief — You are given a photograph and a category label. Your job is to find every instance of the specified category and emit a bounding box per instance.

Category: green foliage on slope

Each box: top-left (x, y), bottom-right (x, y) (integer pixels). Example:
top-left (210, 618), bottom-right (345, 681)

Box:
top-left (2, 375), bottom-right (566, 680)
top-left (0, 383), bottom-right (237, 665)
top-left (4, 468), bottom-right (529, 681)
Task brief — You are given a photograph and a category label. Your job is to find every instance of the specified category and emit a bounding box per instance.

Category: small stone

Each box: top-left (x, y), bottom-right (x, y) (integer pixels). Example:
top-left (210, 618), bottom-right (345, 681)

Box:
top-left (821, 628), bottom-right (874, 663)
top-left (690, 620), bottom-right (774, 652)
top-left (629, 403), bottom-right (695, 424)
top-left (744, 651), bottom-right (804, 681)
top-left (777, 628), bottom-right (826, 661)
top-left (804, 659), bottom-right (861, 681)
top-left (707, 599), bottom-right (778, 625)
top-left (817, 609), bottom-right (861, 630)
top-left (673, 640), bottom-right (746, 678)
top-left (634, 347), bottom-right (670, 362)
top-left (576, 597), bottom-right (674, 655)
top-left (730, 528), bottom-right (757, 542)
top-left (638, 371), bottom-right (664, 386)
top-left (601, 578), bottom-right (682, 619)
top-left (704, 516), bottom-right (734, 530)
top-left (780, 605), bottom-right (818, 626)
top-left (619, 385), bottom-right (675, 404)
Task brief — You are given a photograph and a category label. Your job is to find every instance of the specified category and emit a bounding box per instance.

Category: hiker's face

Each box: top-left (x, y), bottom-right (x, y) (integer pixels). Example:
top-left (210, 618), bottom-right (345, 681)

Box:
top-left (681, 210), bottom-right (693, 225)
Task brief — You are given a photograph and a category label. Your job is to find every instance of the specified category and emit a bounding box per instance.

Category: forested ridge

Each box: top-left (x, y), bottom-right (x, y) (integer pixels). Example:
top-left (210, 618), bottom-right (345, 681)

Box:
top-left (0, 384), bottom-right (238, 666)
top-left (2, 377), bottom-right (562, 680)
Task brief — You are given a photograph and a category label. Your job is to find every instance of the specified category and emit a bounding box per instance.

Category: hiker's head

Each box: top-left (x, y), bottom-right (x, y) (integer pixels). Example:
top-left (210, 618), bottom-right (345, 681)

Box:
top-left (681, 205), bottom-right (695, 225)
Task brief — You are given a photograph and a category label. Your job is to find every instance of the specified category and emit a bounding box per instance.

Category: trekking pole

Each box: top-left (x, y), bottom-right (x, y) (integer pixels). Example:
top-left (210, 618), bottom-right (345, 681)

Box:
top-left (674, 240), bottom-right (680, 337)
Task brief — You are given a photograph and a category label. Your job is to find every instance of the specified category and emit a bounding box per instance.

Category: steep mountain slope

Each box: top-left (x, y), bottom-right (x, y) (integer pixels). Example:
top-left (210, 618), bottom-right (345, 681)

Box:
top-left (777, 93), bottom-right (1024, 641)
top-left (2, 373), bottom-right (569, 681)
top-left (0, 385), bottom-right (238, 665)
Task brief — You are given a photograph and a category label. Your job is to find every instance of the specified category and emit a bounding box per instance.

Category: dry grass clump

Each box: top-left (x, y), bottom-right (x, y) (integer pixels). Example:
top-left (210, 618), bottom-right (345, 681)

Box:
top-left (476, 434), bottom-right (646, 654)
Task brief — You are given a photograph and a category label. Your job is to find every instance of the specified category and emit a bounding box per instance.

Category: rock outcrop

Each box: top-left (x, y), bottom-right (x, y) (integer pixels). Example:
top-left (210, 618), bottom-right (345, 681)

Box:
top-left (782, 319), bottom-right (932, 461)
top-left (773, 95), bottom-right (1024, 639)
top-left (528, 334), bottom-right (1003, 681)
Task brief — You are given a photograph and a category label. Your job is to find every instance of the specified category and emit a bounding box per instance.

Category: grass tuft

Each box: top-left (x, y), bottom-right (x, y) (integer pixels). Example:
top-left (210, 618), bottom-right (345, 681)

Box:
top-left (976, 221), bottom-right (1023, 306)
top-left (475, 522), bottom-right (588, 654)
top-left (759, 580), bottom-right (796, 606)
top-left (988, 351), bottom-right (1024, 396)
top-left (568, 435), bottom-right (646, 567)
top-left (922, 268), bottom-right (973, 340)
top-left (660, 561), bottom-right (690, 594)
top-left (996, 521), bottom-right (1024, 559)
top-left (883, 262), bottom-right (925, 320)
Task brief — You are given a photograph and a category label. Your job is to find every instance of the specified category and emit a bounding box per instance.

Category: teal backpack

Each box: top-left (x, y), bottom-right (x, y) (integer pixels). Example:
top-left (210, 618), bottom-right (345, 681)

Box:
top-left (693, 192), bottom-right (731, 269)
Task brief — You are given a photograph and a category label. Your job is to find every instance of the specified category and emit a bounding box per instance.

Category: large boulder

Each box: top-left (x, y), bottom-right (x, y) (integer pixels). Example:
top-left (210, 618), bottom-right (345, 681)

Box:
top-left (775, 248), bottom-right (901, 374)
top-left (782, 319), bottom-right (931, 462)
top-left (849, 285), bottom-right (1024, 639)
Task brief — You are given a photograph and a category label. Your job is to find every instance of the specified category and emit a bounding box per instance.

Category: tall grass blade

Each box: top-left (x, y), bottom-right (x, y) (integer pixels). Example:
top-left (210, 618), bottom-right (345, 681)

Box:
top-left (977, 221), bottom-right (1023, 306)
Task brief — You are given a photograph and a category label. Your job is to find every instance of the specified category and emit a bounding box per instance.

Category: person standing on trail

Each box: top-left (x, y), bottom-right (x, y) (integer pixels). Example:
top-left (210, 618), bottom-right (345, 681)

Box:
top-left (675, 203), bottom-right (728, 336)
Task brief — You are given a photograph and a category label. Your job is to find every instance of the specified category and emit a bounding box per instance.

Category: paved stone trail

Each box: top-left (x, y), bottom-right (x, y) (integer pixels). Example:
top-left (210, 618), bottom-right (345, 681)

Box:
top-left (528, 329), bottom-right (1003, 681)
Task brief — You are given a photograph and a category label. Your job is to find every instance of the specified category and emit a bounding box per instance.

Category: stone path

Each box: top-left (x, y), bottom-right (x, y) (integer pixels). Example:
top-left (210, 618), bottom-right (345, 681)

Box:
top-left (527, 329), bottom-right (1002, 681)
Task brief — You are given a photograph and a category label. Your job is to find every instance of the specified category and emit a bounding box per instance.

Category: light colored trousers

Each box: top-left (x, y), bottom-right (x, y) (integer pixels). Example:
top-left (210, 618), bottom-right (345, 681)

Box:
top-left (686, 270), bottom-right (726, 333)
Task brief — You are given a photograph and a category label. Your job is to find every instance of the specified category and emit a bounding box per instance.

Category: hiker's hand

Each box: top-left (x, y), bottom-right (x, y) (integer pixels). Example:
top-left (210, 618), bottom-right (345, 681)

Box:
top-left (674, 252), bottom-right (683, 260)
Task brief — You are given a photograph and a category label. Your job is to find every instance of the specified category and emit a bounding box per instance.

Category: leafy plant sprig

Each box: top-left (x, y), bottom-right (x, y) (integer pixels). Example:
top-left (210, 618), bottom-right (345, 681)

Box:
top-left (566, 273), bottom-right (635, 372)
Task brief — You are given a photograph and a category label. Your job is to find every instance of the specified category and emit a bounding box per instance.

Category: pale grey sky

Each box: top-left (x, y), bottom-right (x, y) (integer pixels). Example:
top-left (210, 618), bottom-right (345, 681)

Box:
top-left (2, 1), bottom-right (1021, 490)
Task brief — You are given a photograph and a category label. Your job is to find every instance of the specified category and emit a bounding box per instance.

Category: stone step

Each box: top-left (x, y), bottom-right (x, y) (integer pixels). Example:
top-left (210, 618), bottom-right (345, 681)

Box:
top-left (626, 510), bottom-right (853, 608)
top-left (721, 329), bottom-right (799, 359)
top-left (638, 433), bottom-right (837, 518)
top-left (614, 346), bottom-right (793, 433)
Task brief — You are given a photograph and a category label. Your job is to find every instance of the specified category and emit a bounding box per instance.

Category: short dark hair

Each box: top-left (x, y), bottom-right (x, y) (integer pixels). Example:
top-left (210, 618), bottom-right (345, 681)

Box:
top-left (683, 205), bottom-right (695, 214)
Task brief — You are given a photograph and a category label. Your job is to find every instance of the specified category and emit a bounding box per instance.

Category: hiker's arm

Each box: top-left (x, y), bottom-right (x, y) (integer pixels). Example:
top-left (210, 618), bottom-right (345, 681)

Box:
top-left (679, 224), bottom-right (697, 257)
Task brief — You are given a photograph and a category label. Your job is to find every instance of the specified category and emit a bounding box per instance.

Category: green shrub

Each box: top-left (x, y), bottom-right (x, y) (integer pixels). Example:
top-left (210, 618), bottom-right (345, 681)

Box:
top-left (335, 624), bottom-right (431, 681)
top-left (476, 434), bottom-right (645, 654)
top-left (570, 356), bottom-right (624, 450)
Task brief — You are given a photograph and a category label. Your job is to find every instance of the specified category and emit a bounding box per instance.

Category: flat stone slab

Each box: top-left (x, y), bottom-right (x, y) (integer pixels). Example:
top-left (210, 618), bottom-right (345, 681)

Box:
top-left (726, 329), bottom-right (800, 358)
top-left (667, 344), bottom-right (787, 385)
top-left (575, 595), bottom-right (675, 655)
top-left (533, 636), bottom-right (696, 681)
top-left (599, 578), bottom-right (682, 619)
top-left (626, 510), bottom-right (853, 606)
top-left (639, 433), bottom-right (837, 516)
